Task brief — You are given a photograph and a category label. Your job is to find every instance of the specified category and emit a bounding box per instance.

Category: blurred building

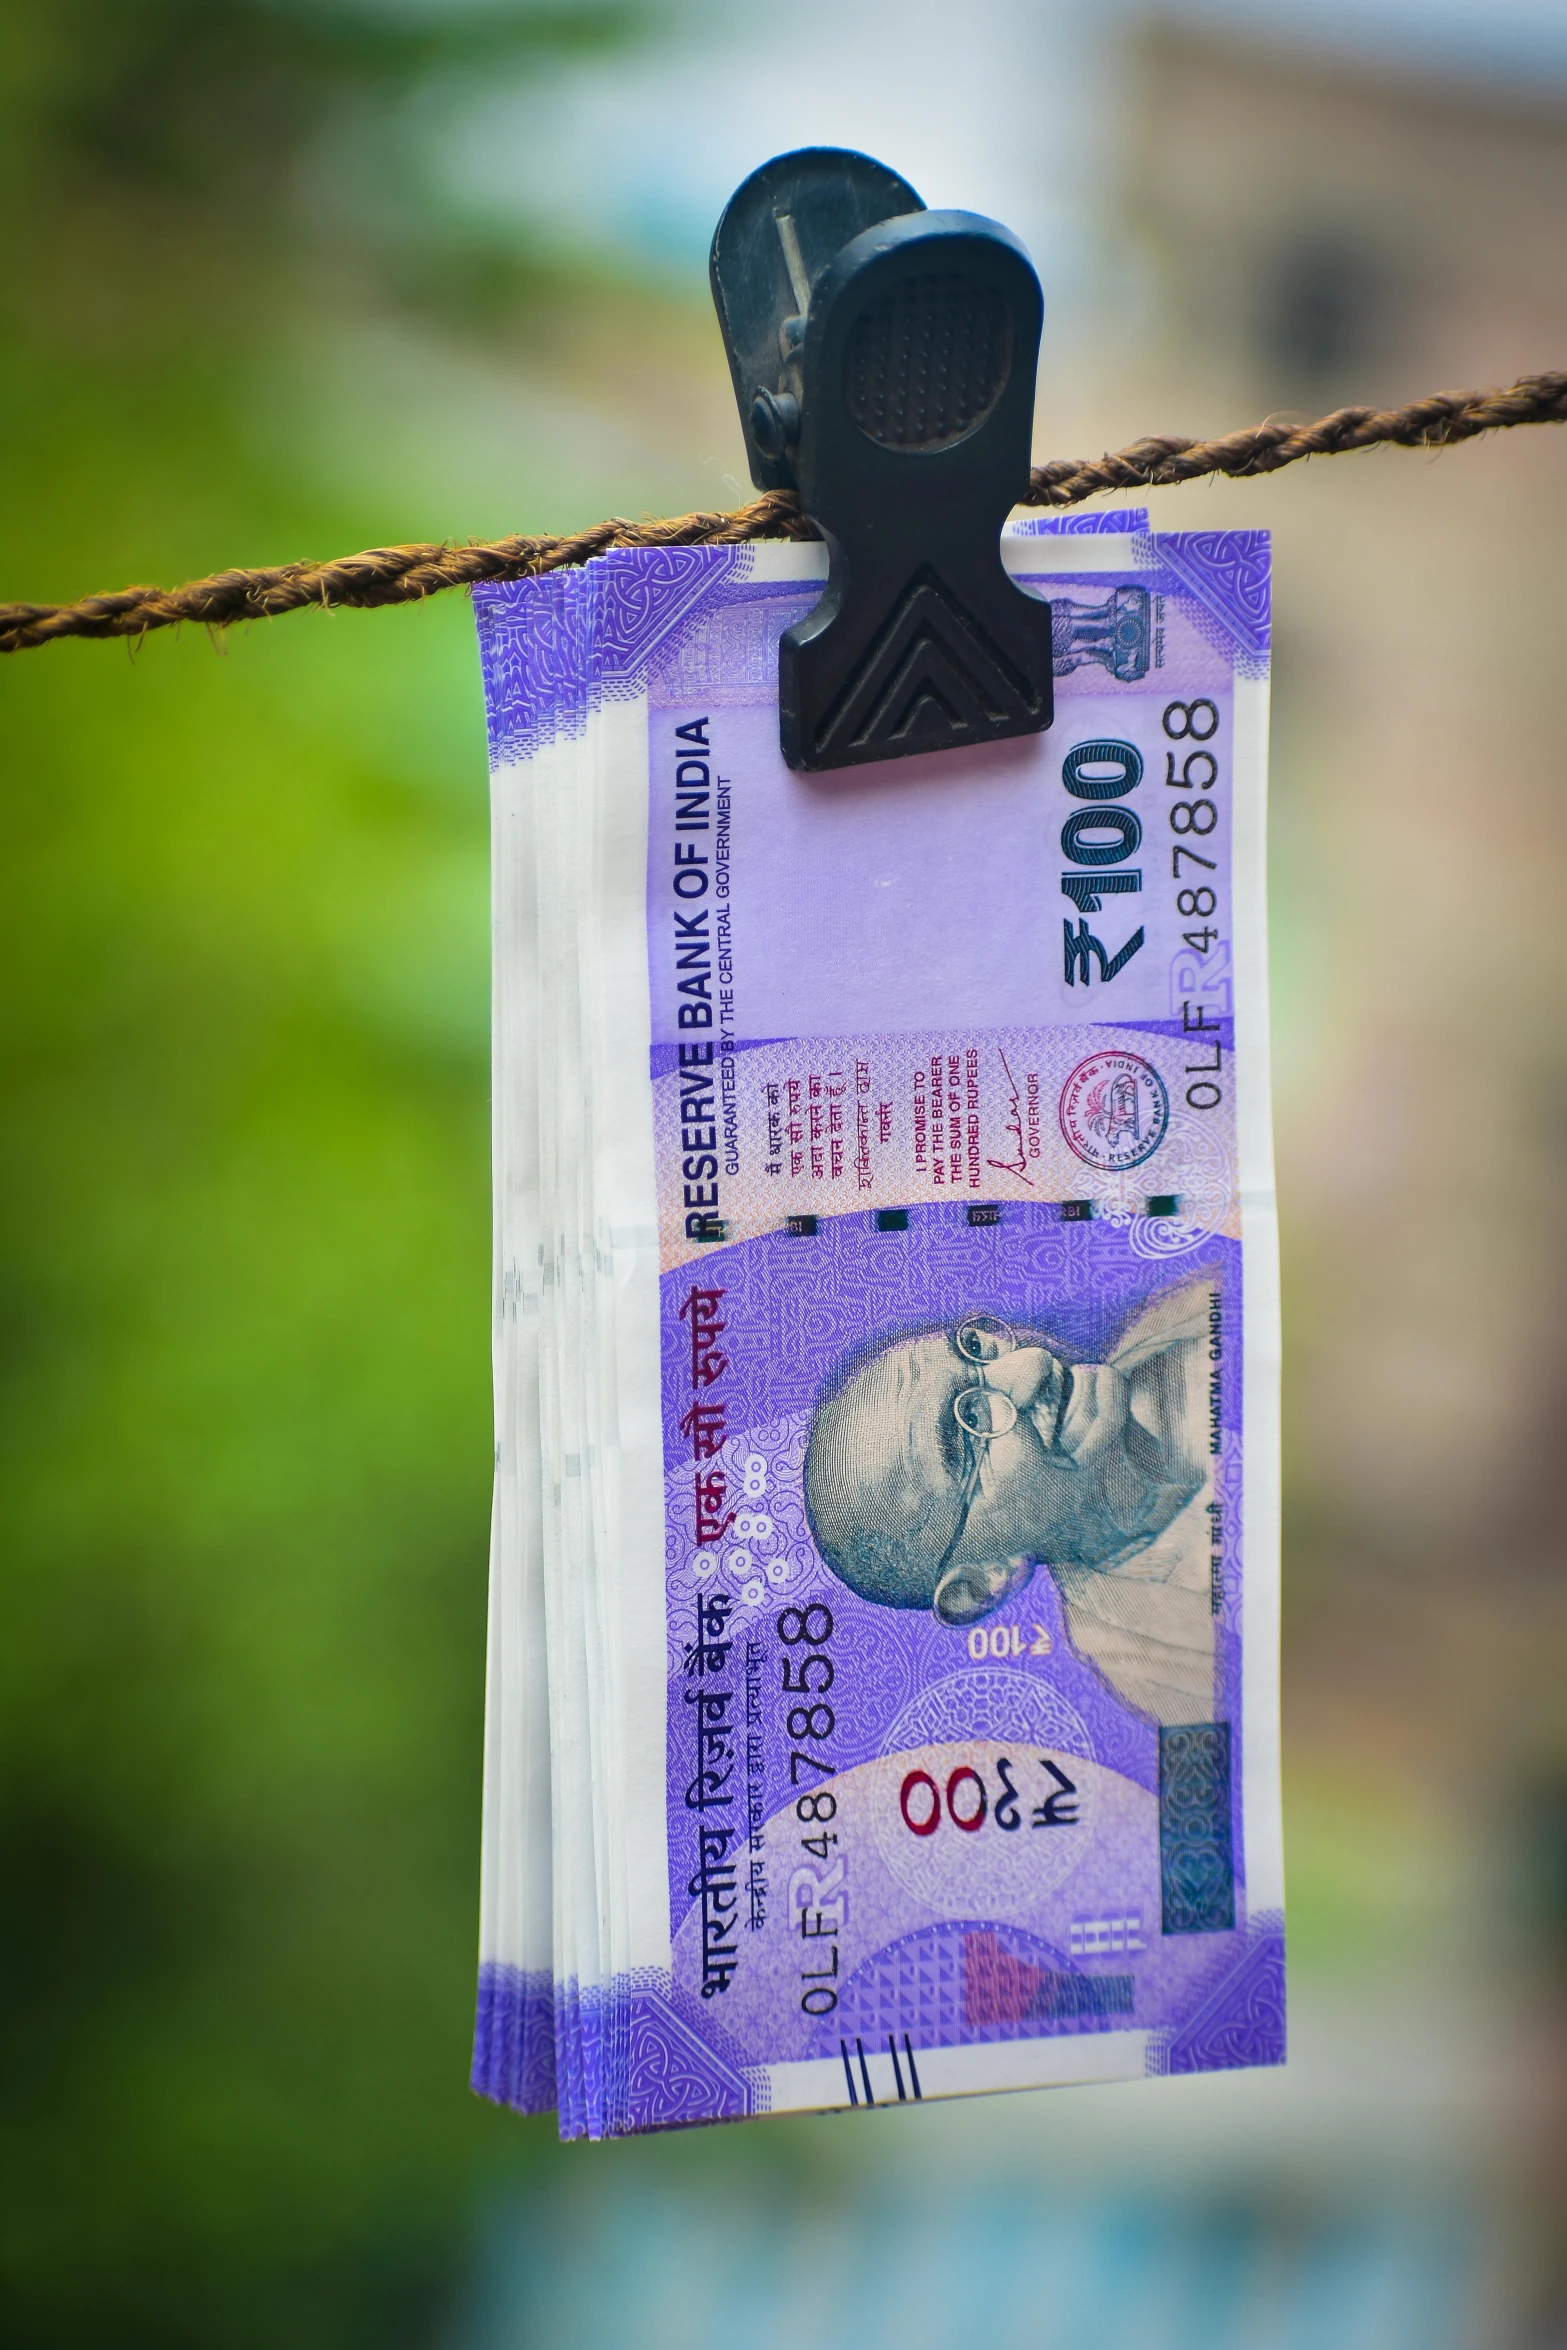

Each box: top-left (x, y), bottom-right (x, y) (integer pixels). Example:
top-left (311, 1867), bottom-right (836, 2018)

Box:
top-left (1128, 21), bottom-right (1567, 409)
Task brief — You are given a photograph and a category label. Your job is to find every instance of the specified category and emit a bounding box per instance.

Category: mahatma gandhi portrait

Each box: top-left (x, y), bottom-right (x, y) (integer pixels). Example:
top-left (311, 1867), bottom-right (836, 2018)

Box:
top-left (803, 1273), bottom-right (1218, 1727)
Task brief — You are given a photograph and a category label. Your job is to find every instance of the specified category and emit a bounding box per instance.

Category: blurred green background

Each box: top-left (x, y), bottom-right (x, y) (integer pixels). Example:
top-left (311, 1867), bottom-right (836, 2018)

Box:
top-left (3, 4), bottom-right (1566, 2347)
top-left (0, 8), bottom-right (616, 2340)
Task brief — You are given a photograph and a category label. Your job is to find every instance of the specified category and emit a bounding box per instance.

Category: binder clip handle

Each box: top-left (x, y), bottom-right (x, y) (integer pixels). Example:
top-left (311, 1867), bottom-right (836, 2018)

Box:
top-left (712, 148), bottom-right (1054, 775)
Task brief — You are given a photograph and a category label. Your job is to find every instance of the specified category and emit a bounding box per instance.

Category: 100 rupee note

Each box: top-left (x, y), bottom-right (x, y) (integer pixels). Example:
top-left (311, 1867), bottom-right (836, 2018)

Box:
top-left (473, 515), bottom-right (1282, 2135)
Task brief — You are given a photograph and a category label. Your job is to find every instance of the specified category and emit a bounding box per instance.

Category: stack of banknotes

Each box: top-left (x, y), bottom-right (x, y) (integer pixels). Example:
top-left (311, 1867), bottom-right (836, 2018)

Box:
top-left (470, 512), bottom-right (1283, 2137)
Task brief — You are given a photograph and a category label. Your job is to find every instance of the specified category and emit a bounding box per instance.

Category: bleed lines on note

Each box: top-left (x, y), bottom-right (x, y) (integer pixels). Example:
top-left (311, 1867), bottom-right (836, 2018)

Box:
top-left (840, 2034), bottom-right (922, 2107)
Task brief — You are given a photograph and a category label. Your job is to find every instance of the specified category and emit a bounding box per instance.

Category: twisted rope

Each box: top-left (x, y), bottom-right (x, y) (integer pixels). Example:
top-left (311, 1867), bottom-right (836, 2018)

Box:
top-left (1024, 369), bottom-right (1567, 504)
top-left (3, 371), bottom-right (1562, 656)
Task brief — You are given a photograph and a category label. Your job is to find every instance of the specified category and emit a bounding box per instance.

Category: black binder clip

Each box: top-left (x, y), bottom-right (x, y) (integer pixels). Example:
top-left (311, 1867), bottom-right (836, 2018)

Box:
top-left (711, 148), bottom-right (1054, 774)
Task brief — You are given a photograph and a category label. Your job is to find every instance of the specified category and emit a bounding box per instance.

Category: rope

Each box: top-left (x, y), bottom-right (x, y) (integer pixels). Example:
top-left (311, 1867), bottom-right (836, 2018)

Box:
top-left (2, 371), bottom-right (1562, 657)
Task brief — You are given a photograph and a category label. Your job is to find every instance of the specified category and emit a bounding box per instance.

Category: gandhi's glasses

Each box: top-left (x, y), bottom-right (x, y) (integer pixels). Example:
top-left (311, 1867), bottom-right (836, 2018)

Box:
top-left (936, 1318), bottom-right (1022, 1576)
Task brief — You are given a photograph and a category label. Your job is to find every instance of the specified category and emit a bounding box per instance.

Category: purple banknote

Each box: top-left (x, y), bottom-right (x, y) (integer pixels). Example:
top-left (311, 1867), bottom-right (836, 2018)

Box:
top-left (473, 519), bottom-right (1282, 2137)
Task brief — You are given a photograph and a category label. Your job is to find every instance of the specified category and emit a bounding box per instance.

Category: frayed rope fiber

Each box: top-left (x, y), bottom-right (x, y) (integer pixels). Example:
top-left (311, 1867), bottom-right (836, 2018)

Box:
top-left (2, 371), bottom-right (1562, 656)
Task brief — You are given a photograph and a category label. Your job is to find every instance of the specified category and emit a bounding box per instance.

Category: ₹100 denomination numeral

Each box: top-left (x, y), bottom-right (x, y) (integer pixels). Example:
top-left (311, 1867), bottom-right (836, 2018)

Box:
top-left (898, 1757), bottom-right (1080, 1838)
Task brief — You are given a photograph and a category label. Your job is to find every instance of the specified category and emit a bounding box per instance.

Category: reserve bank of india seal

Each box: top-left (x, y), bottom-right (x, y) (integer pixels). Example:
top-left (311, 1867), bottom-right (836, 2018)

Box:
top-left (1059, 1050), bottom-right (1169, 1171)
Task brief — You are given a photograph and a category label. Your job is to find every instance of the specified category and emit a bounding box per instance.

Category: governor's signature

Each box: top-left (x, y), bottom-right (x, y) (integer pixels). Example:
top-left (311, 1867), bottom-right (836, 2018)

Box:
top-left (986, 1047), bottom-right (1034, 1185)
